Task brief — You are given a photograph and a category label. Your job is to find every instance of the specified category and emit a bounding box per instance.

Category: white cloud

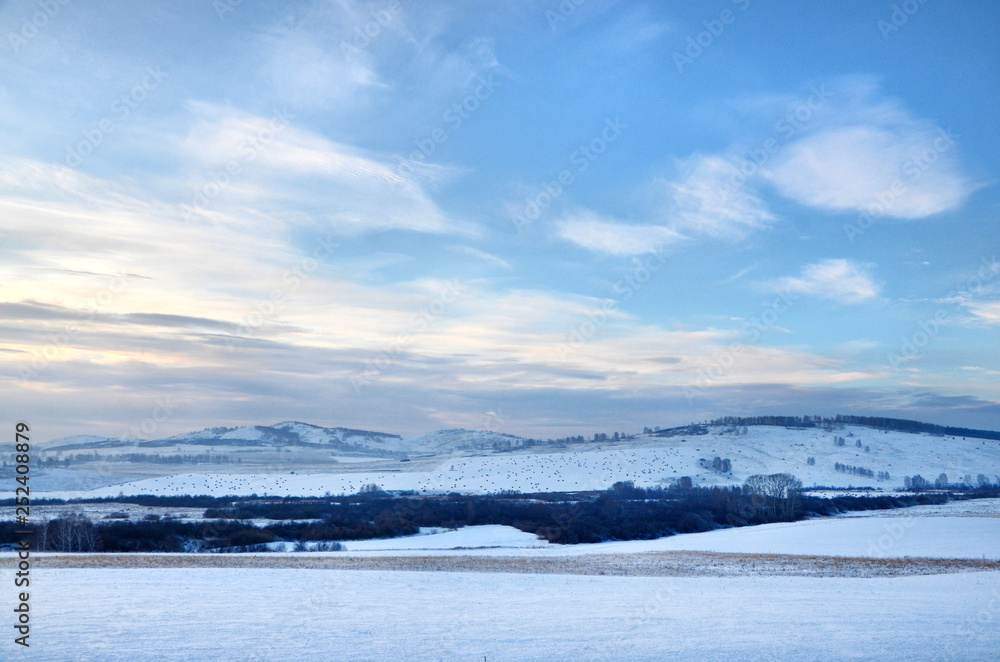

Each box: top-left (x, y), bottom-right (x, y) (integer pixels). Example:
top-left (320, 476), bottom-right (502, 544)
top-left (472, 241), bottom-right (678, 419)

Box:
top-left (763, 78), bottom-right (974, 218)
top-left (965, 301), bottom-right (1000, 324)
top-left (255, 26), bottom-right (383, 111)
top-left (558, 79), bottom-right (979, 257)
top-left (179, 104), bottom-right (472, 236)
top-left (556, 155), bottom-right (772, 256)
top-left (769, 259), bottom-right (880, 304)
top-left (447, 245), bottom-right (511, 269)
top-left (661, 154), bottom-right (774, 240)
top-left (555, 211), bottom-right (684, 256)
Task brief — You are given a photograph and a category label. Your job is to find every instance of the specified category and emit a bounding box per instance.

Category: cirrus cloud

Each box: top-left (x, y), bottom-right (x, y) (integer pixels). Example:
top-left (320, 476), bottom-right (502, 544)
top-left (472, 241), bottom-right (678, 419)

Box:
top-left (555, 211), bottom-right (684, 256)
top-left (768, 259), bottom-right (880, 305)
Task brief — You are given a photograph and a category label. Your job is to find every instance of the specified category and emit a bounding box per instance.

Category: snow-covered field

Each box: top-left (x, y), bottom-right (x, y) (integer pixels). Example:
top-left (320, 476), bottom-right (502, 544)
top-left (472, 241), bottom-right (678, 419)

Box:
top-left (319, 524), bottom-right (549, 552)
top-left (561, 517), bottom-right (1000, 560)
top-left (268, 516), bottom-right (999, 560)
top-left (16, 425), bottom-right (1000, 659)
top-left (7, 567), bottom-right (998, 661)
top-left (32, 425), bottom-right (1000, 499)
top-left (6, 499), bottom-right (1000, 660)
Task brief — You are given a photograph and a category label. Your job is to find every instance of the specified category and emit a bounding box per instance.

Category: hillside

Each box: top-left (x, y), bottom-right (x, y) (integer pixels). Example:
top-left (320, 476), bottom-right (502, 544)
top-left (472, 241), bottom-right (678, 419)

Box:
top-left (44, 422), bottom-right (403, 455)
top-left (31, 421), bottom-right (1000, 499)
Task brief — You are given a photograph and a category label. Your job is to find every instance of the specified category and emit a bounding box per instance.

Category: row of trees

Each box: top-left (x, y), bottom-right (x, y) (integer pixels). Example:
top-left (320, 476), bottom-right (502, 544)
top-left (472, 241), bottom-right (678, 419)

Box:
top-left (29, 514), bottom-right (100, 552)
top-left (699, 456), bottom-right (732, 473)
top-left (6, 453), bottom-right (242, 467)
top-left (742, 473), bottom-right (802, 521)
top-left (6, 477), bottom-right (808, 551)
top-left (13, 478), bottom-right (1000, 553)
top-left (834, 462), bottom-right (875, 478)
top-left (709, 414), bottom-right (1000, 441)
top-left (904, 473), bottom-right (997, 490)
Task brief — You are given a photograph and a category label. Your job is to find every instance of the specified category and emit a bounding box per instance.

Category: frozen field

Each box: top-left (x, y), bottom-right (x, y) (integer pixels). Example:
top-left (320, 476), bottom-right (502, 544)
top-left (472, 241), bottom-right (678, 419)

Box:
top-left (5, 567), bottom-right (999, 661)
top-left (271, 498), bottom-right (1000, 559)
top-left (561, 517), bottom-right (1000, 560)
top-left (261, 516), bottom-right (1000, 561)
top-left (335, 524), bottom-right (550, 552)
top-left (5, 504), bottom-right (1000, 660)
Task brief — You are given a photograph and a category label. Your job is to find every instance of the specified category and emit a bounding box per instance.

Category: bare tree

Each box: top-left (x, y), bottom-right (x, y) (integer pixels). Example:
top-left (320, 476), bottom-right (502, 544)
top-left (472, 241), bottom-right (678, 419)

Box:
top-left (744, 473), bottom-right (802, 521)
top-left (48, 513), bottom-right (98, 552)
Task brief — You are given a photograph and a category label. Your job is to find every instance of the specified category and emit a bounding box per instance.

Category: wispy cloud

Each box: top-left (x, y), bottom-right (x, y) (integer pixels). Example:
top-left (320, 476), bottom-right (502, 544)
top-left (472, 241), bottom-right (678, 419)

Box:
top-left (556, 154), bottom-right (772, 256)
top-left (555, 210), bottom-right (684, 256)
top-left (965, 301), bottom-right (1000, 324)
top-left (178, 103), bottom-right (472, 236)
top-left (447, 245), bottom-right (512, 270)
top-left (768, 259), bottom-right (880, 304)
top-left (659, 154), bottom-right (774, 240)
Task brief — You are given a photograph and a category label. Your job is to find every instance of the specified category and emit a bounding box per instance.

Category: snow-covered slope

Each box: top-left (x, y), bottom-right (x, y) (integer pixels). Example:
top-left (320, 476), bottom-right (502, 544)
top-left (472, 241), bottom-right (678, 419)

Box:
top-left (43, 422), bottom-right (533, 457)
top-left (45, 421), bottom-right (404, 454)
top-left (394, 429), bottom-right (529, 454)
top-left (155, 422), bottom-right (403, 449)
top-left (36, 424), bottom-right (1000, 499)
top-left (43, 434), bottom-right (136, 450)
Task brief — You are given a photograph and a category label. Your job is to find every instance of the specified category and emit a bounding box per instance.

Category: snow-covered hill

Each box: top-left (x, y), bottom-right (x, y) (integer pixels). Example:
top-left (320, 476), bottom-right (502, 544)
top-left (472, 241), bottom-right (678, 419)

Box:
top-left (42, 422), bottom-right (536, 458)
top-left (45, 421), bottom-right (404, 454)
top-left (34, 423), bottom-right (1000, 499)
top-left (393, 429), bottom-right (529, 454)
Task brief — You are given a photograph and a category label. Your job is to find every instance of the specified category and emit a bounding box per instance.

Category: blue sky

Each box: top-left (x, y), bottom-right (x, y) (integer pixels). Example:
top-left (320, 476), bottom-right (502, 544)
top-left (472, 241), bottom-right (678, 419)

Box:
top-left (1, 0), bottom-right (998, 441)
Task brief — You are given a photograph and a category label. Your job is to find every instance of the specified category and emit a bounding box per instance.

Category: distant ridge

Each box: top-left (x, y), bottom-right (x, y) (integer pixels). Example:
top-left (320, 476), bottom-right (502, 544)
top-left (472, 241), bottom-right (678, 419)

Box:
top-left (709, 415), bottom-right (1000, 442)
top-left (46, 421), bottom-right (403, 454)
top-left (44, 414), bottom-right (1000, 455)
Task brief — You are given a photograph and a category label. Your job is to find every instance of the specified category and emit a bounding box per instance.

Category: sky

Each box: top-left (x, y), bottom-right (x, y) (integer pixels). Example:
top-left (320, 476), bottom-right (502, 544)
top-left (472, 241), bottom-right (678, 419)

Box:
top-left (1, 0), bottom-right (999, 442)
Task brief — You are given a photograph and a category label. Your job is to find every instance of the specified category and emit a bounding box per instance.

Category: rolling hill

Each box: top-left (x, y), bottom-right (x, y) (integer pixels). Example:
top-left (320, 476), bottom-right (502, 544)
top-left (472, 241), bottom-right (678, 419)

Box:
top-left (29, 417), bottom-right (1000, 499)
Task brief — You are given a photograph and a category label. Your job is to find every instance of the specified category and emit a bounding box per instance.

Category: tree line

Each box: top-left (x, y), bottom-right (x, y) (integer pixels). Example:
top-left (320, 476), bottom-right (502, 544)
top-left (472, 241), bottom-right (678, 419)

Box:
top-left (709, 414), bottom-right (1000, 441)
top-left (9, 479), bottom-right (997, 553)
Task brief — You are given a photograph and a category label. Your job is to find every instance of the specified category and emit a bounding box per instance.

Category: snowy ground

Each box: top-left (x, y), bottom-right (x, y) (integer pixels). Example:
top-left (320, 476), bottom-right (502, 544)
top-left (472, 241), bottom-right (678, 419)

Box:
top-left (267, 524), bottom-right (551, 552)
top-left (256, 497), bottom-right (1000, 560)
top-left (556, 517), bottom-right (1000, 560)
top-left (839, 497), bottom-right (1000, 517)
top-left (5, 568), bottom-right (998, 661)
top-left (31, 425), bottom-right (1000, 499)
top-left (299, 514), bottom-right (1000, 561)
top-left (6, 502), bottom-right (1000, 660)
